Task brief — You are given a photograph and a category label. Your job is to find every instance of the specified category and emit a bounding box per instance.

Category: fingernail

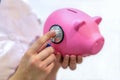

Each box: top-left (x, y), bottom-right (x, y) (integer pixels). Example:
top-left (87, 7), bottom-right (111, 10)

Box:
top-left (50, 30), bottom-right (55, 33)
top-left (50, 30), bottom-right (56, 36)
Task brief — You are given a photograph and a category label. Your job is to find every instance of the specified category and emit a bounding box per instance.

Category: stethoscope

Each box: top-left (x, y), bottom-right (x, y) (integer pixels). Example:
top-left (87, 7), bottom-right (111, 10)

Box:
top-left (49, 24), bottom-right (64, 44)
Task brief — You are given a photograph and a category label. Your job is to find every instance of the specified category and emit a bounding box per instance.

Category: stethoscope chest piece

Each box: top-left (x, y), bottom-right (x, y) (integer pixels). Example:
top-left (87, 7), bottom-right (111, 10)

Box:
top-left (50, 25), bottom-right (64, 44)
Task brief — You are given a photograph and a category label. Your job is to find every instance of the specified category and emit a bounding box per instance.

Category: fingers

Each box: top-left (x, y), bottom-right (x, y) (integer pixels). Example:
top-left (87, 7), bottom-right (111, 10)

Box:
top-left (37, 47), bottom-right (55, 61)
top-left (77, 55), bottom-right (83, 64)
top-left (39, 53), bottom-right (56, 74)
top-left (62, 55), bottom-right (69, 69)
top-left (61, 55), bottom-right (83, 70)
top-left (43, 54), bottom-right (56, 67)
top-left (35, 47), bottom-right (56, 68)
top-left (56, 52), bottom-right (61, 62)
top-left (69, 55), bottom-right (76, 70)
top-left (45, 54), bottom-right (56, 74)
top-left (46, 62), bottom-right (55, 74)
top-left (27, 31), bottom-right (56, 54)
top-left (35, 40), bottom-right (48, 53)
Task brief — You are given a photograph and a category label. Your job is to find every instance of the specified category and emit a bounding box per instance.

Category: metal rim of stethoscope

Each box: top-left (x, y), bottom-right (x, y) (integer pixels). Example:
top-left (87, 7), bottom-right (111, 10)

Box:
top-left (49, 24), bottom-right (64, 44)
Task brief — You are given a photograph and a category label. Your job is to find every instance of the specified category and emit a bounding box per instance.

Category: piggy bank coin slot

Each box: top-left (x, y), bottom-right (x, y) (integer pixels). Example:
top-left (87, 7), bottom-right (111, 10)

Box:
top-left (67, 9), bottom-right (77, 13)
top-left (50, 25), bottom-right (64, 44)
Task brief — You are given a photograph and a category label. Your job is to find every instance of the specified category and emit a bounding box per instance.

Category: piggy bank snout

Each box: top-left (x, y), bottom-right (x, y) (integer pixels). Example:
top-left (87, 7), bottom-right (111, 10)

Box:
top-left (90, 36), bottom-right (104, 54)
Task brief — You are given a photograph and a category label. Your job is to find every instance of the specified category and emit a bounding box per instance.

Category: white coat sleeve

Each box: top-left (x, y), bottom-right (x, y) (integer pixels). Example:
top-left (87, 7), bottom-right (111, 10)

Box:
top-left (0, 31), bottom-right (29, 80)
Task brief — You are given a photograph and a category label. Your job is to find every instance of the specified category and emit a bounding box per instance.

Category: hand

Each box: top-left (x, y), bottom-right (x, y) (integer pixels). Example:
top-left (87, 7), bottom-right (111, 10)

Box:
top-left (45, 52), bottom-right (61, 80)
top-left (51, 53), bottom-right (83, 71)
top-left (45, 53), bottom-right (83, 80)
top-left (61, 55), bottom-right (83, 70)
top-left (9, 31), bottom-right (56, 80)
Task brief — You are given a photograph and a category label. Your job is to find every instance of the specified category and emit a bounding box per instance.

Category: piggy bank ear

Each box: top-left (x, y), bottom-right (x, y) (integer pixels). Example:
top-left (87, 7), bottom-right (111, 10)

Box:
top-left (93, 16), bottom-right (102, 25)
top-left (73, 20), bottom-right (85, 31)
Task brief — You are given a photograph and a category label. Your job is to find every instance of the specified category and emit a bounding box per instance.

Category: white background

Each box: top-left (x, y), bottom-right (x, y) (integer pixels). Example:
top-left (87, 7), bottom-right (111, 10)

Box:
top-left (24, 0), bottom-right (120, 80)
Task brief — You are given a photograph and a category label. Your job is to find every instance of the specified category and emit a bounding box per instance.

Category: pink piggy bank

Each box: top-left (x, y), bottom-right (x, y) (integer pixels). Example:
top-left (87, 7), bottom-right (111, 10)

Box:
top-left (43, 8), bottom-right (104, 57)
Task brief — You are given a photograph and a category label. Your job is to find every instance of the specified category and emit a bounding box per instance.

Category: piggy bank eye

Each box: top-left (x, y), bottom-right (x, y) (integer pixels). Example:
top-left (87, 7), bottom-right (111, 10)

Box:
top-left (50, 25), bottom-right (64, 44)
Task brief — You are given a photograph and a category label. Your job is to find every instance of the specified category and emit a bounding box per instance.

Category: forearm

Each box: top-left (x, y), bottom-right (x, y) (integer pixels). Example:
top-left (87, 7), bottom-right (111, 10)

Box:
top-left (9, 73), bottom-right (56, 80)
top-left (9, 73), bottom-right (27, 80)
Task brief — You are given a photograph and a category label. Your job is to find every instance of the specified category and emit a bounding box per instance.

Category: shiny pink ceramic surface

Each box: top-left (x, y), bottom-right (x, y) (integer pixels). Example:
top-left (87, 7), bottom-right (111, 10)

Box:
top-left (44, 8), bottom-right (104, 57)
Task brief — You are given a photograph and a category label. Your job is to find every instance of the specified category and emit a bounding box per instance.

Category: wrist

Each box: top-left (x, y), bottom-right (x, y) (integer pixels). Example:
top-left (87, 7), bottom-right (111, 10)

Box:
top-left (9, 71), bottom-right (29, 80)
top-left (45, 74), bottom-right (56, 80)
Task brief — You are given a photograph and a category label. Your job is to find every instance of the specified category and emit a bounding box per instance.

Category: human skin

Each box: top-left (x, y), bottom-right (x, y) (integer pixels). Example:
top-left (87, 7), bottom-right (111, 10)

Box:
top-left (1, 0), bottom-right (82, 80)
top-left (9, 31), bottom-right (82, 80)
